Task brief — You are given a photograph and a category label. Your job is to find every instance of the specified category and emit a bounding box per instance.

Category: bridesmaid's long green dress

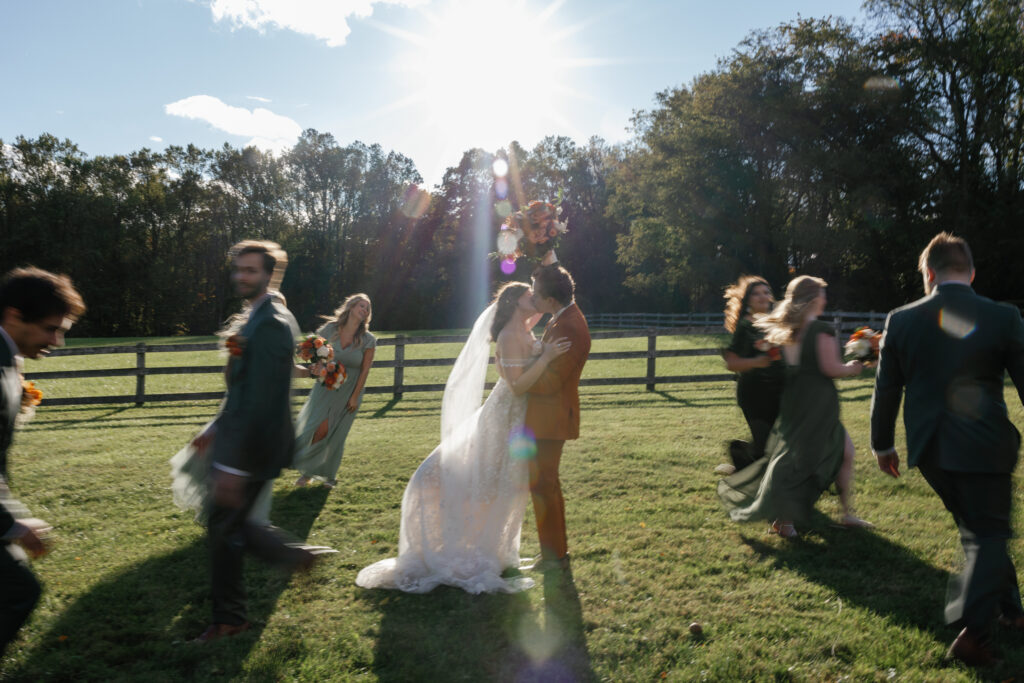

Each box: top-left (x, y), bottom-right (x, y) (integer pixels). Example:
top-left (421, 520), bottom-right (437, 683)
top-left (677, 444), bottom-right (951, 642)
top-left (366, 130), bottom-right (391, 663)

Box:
top-left (291, 324), bottom-right (376, 483)
top-left (718, 320), bottom-right (845, 526)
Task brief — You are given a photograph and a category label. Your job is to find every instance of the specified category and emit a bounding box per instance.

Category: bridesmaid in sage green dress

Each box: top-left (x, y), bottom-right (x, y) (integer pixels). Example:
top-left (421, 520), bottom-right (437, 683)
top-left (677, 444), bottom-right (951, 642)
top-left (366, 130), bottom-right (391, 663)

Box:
top-left (293, 294), bottom-right (376, 488)
top-left (718, 276), bottom-right (871, 538)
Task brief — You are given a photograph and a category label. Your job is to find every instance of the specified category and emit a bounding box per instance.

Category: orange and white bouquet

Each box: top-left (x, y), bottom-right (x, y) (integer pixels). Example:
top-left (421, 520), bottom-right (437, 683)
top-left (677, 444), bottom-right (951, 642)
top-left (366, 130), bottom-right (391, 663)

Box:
top-left (844, 327), bottom-right (882, 362)
top-left (494, 200), bottom-right (568, 272)
top-left (296, 334), bottom-right (346, 390)
top-left (753, 338), bottom-right (782, 361)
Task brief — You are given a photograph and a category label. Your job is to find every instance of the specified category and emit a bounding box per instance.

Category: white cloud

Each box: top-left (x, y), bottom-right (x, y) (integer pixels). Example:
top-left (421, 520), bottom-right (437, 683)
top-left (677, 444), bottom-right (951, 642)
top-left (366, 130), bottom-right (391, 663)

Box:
top-left (165, 95), bottom-right (302, 152)
top-left (208, 0), bottom-right (425, 47)
top-left (149, 136), bottom-right (164, 142)
top-left (246, 95), bottom-right (271, 103)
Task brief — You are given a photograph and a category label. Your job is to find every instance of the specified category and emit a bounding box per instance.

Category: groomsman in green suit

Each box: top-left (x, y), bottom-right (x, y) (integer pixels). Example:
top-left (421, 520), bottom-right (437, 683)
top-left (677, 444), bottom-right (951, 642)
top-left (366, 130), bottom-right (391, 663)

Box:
top-left (871, 232), bottom-right (1024, 666)
top-left (195, 241), bottom-right (318, 644)
top-left (0, 268), bottom-right (84, 658)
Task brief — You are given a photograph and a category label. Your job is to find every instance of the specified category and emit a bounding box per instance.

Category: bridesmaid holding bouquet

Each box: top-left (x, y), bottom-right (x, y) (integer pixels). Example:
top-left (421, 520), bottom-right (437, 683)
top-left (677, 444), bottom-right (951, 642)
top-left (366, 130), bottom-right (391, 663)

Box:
top-left (292, 294), bottom-right (376, 488)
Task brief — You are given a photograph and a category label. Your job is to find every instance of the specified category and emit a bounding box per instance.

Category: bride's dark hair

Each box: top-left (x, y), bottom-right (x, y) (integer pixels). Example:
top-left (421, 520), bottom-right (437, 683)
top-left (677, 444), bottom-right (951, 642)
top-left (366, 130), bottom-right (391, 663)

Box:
top-left (490, 281), bottom-right (530, 341)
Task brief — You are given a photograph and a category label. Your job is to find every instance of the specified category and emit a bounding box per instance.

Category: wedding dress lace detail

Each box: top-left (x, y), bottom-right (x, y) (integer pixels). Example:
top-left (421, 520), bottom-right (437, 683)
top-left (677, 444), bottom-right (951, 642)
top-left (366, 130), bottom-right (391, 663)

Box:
top-left (355, 305), bottom-right (536, 594)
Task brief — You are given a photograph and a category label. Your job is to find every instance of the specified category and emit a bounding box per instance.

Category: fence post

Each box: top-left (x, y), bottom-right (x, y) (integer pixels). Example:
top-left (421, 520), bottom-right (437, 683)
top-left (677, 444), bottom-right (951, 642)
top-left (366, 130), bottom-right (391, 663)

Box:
top-left (393, 335), bottom-right (405, 400)
top-left (135, 342), bottom-right (146, 406)
top-left (646, 328), bottom-right (656, 392)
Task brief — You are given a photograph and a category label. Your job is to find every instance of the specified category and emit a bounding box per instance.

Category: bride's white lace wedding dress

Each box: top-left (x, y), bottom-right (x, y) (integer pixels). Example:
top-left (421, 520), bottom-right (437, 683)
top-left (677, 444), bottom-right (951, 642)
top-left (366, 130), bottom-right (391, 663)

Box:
top-left (355, 304), bottom-right (536, 593)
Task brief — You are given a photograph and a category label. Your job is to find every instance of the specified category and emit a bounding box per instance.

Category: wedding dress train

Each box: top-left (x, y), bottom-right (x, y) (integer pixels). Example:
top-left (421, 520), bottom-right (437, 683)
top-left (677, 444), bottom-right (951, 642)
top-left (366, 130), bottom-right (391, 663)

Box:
top-left (356, 304), bottom-right (534, 593)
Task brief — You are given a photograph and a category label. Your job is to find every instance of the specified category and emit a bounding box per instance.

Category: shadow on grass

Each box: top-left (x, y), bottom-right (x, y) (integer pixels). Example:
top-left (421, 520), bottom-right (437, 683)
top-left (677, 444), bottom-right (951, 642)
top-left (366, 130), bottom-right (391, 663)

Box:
top-left (740, 511), bottom-right (1024, 680)
top-left (357, 571), bottom-right (594, 682)
top-left (368, 397), bottom-right (402, 419)
top-left (8, 487), bottom-right (330, 682)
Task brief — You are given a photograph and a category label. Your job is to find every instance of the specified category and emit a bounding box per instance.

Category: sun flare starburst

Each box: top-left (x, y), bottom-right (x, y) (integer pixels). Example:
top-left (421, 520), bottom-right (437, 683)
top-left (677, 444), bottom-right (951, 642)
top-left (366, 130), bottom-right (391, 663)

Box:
top-left (381, 0), bottom-right (583, 165)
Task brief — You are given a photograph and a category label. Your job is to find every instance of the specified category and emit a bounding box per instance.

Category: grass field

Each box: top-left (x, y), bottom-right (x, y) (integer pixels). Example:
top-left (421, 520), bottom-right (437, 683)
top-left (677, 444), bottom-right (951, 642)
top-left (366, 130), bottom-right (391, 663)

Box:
top-left (4, 332), bottom-right (1024, 681)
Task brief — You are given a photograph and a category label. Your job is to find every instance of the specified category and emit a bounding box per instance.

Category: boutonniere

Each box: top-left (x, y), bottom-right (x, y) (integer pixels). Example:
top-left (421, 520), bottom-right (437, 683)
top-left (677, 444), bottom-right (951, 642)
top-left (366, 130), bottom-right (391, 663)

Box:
top-left (225, 334), bottom-right (247, 357)
top-left (17, 378), bottom-right (42, 424)
top-left (21, 379), bottom-right (43, 411)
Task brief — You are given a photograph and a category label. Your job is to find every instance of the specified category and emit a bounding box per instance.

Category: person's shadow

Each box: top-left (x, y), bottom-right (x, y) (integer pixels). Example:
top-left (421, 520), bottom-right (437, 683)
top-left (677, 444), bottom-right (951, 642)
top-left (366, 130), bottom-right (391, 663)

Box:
top-left (740, 511), bottom-right (1024, 679)
top-left (8, 487), bottom-right (329, 682)
top-left (359, 570), bottom-right (594, 682)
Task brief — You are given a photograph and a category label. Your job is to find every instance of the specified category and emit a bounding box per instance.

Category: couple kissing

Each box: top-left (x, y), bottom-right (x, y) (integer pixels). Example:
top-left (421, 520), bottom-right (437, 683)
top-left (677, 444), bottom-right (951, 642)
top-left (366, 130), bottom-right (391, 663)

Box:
top-left (357, 263), bottom-right (590, 593)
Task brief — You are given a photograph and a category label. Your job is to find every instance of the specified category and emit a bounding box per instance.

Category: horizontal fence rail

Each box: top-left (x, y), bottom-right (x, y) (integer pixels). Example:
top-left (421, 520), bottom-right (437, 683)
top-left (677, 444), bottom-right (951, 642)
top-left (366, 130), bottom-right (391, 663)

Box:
top-left (24, 310), bottom-right (889, 407)
top-left (588, 310), bottom-right (888, 334)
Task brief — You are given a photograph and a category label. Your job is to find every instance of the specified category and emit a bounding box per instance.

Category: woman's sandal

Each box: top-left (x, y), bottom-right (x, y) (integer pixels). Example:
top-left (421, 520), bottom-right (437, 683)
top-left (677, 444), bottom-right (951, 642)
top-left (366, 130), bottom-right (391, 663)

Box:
top-left (770, 520), bottom-right (799, 538)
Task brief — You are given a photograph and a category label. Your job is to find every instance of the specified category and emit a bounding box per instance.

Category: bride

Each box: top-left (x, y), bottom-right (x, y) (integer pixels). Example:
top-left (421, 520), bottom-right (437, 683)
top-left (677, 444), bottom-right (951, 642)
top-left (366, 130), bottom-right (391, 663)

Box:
top-left (356, 282), bottom-right (570, 593)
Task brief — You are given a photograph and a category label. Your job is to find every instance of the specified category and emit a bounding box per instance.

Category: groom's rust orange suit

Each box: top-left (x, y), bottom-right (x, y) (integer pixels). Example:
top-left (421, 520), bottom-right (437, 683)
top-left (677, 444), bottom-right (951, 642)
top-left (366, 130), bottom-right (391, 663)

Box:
top-left (525, 303), bottom-right (590, 561)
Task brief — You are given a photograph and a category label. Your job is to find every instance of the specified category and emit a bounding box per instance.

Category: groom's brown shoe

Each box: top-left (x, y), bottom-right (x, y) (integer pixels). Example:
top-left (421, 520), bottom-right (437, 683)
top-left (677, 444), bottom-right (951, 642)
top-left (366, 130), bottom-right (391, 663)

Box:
top-left (945, 628), bottom-right (999, 667)
top-left (192, 621), bottom-right (251, 644)
top-left (530, 554), bottom-right (571, 573)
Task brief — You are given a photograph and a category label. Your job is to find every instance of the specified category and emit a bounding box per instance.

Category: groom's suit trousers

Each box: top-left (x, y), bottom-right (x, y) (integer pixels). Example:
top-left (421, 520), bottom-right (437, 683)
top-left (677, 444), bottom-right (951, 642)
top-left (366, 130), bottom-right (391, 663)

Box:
top-left (530, 439), bottom-right (567, 560)
top-left (917, 457), bottom-right (1022, 633)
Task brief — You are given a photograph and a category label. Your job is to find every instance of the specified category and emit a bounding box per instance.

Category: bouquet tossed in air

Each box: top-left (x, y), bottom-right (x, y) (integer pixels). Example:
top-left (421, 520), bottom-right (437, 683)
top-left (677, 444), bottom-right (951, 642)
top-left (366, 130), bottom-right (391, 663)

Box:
top-left (495, 200), bottom-right (568, 271)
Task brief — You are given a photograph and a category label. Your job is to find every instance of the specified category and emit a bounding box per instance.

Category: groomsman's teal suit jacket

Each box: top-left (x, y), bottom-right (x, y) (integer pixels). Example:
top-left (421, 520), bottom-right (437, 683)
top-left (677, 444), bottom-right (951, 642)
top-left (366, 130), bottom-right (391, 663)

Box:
top-left (871, 282), bottom-right (1024, 472)
top-left (211, 296), bottom-right (299, 482)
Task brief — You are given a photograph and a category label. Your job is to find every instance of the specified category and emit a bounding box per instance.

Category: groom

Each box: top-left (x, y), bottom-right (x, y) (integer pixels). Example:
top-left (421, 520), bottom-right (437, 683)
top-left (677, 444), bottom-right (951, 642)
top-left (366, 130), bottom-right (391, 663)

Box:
top-left (526, 264), bottom-right (590, 573)
top-left (871, 232), bottom-right (1024, 666)
top-left (196, 240), bottom-right (318, 643)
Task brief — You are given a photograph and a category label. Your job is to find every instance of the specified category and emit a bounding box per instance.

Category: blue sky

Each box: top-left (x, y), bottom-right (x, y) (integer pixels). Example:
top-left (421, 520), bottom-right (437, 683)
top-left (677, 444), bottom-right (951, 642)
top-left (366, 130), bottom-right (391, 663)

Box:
top-left (1, 0), bottom-right (868, 187)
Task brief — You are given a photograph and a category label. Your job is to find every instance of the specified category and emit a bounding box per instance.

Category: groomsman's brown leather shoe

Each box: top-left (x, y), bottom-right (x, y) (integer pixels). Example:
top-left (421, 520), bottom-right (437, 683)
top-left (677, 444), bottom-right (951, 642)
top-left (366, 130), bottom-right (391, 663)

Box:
top-left (945, 628), bottom-right (999, 667)
top-left (192, 621), bottom-right (251, 644)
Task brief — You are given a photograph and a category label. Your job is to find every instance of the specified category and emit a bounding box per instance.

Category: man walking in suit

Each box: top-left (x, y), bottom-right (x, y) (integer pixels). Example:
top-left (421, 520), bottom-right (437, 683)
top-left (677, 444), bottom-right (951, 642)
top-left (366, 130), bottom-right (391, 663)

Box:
top-left (196, 240), bottom-right (319, 643)
top-left (871, 232), bottom-right (1024, 666)
top-left (526, 264), bottom-right (591, 574)
top-left (0, 268), bottom-right (84, 658)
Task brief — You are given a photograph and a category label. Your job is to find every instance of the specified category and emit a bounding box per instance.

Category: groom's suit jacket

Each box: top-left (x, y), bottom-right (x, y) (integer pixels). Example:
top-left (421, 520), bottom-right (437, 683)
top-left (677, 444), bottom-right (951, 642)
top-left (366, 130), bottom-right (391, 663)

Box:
top-left (0, 339), bottom-right (24, 538)
top-left (526, 303), bottom-right (591, 440)
top-left (870, 282), bottom-right (1024, 472)
top-left (212, 296), bottom-right (300, 482)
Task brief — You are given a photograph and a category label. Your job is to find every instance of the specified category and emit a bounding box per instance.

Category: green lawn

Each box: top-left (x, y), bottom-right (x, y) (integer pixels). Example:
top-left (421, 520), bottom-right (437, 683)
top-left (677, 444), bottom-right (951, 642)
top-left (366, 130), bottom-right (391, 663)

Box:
top-left (4, 334), bottom-right (1024, 681)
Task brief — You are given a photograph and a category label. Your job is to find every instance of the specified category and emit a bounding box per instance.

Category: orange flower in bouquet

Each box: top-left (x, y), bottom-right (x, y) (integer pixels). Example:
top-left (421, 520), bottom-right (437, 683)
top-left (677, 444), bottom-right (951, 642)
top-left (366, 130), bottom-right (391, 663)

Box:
top-left (225, 334), bottom-right (246, 357)
top-left (21, 380), bottom-right (43, 409)
top-left (753, 338), bottom-right (782, 361)
top-left (844, 327), bottom-right (882, 362)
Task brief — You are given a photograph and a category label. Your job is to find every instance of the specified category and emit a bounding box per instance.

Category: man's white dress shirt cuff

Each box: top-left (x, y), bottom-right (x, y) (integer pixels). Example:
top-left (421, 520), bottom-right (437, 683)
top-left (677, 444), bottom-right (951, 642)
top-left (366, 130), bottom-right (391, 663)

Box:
top-left (212, 463), bottom-right (251, 477)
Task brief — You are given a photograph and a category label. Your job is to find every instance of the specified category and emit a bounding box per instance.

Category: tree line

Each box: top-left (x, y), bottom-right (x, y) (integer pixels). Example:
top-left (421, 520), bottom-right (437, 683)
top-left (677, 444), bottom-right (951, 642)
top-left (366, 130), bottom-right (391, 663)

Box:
top-left (2, 0), bottom-right (1021, 336)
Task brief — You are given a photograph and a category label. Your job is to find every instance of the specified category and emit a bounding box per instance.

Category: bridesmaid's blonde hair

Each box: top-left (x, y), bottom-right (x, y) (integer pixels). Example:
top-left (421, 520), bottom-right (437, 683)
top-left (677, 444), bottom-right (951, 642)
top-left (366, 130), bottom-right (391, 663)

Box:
top-left (323, 293), bottom-right (372, 344)
top-left (755, 276), bottom-right (826, 345)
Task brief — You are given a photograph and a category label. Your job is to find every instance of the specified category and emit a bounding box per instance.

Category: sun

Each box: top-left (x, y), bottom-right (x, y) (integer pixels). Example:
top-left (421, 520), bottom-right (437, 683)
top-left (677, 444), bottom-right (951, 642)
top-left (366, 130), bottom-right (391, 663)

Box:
top-left (391, 0), bottom-right (579, 155)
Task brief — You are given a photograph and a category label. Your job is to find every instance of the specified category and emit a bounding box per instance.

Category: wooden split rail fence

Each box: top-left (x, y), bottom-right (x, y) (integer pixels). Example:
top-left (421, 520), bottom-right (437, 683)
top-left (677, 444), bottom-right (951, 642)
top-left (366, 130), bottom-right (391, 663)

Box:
top-left (24, 311), bottom-right (887, 407)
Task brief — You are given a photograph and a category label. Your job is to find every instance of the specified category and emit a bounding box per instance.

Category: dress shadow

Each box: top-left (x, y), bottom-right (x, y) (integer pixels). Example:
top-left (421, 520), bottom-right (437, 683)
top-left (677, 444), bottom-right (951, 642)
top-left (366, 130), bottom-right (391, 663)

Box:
top-left (358, 570), bottom-right (594, 682)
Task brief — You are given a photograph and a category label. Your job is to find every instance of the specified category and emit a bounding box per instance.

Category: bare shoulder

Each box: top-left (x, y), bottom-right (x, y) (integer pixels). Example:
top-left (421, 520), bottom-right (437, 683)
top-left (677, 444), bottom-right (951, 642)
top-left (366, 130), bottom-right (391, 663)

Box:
top-left (496, 326), bottom-right (529, 357)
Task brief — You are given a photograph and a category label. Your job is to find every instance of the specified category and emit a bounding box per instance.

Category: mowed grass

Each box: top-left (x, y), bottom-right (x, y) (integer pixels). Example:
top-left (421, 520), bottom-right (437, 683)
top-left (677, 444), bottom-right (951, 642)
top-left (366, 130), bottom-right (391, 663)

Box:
top-left (4, 332), bottom-right (1024, 681)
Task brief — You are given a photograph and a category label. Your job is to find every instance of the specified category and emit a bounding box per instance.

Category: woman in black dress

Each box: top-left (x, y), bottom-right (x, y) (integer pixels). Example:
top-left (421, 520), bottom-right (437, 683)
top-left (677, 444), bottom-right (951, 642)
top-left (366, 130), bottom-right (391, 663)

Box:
top-left (721, 276), bottom-right (784, 471)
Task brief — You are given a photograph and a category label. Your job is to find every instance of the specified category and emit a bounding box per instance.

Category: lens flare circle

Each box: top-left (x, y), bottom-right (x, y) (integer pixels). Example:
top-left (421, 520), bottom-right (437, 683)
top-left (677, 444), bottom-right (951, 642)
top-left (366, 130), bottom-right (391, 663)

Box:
top-left (508, 426), bottom-right (537, 460)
